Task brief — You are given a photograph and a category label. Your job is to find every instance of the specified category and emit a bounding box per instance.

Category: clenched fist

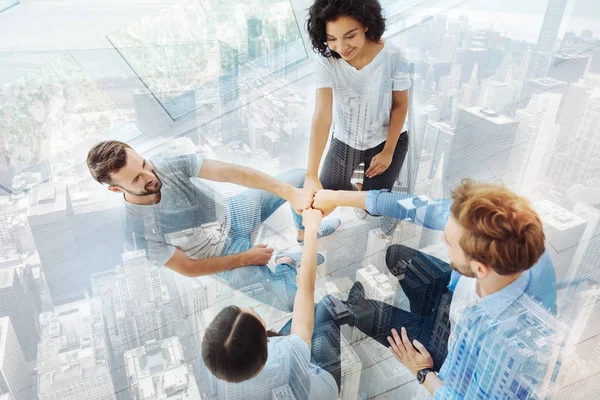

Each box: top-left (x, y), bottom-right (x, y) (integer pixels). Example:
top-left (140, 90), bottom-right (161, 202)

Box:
top-left (242, 244), bottom-right (274, 266)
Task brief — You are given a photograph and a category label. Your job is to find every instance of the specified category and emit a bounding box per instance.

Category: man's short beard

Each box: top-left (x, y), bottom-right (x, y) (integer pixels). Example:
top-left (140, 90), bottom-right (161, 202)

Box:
top-left (450, 262), bottom-right (476, 278)
top-left (120, 176), bottom-right (162, 196)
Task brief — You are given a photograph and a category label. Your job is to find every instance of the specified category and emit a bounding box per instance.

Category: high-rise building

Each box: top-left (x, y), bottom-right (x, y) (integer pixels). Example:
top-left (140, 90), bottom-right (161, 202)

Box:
top-left (339, 334), bottom-right (362, 400)
top-left (533, 200), bottom-right (587, 280)
top-left (0, 198), bottom-right (16, 247)
top-left (123, 337), bottom-right (201, 399)
top-left (556, 82), bottom-right (590, 147)
top-left (478, 79), bottom-right (509, 112)
top-left (248, 17), bottom-right (263, 60)
top-left (449, 107), bottom-right (519, 194)
top-left (219, 41), bottom-right (242, 145)
top-left (460, 48), bottom-right (488, 85)
top-left (426, 121), bottom-right (454, 183)
top-left (0, 268), bottom-right (39, 363)
top-left (548, 54), bottom-right (590, 84)
top-left (459, 63), bottom-right (480, 107)
top-left (527, 0), bottom-right (569, 79)
top-left (27, 182), bottom-right (85, 305)
top-left (0, 317), bottom-right (30, 400)
top-left (68, 180), bottom-right (126, 281)
top-left (37, 299), bottom-right (116, 400)
top-left (523, 77), bottom-right (568, 107)
top-left (111, 250), bottom-right (173, 354)
top-left (356, 266), bottom-right (395, 330)
top-left (365, 229), bottom-right (391, 270)
top-left (559, 93), bottom-right (600, 188)
top-left (509, 92), bottom-right (561, 190)
top-left (0, 139), bottom-right (13, 196)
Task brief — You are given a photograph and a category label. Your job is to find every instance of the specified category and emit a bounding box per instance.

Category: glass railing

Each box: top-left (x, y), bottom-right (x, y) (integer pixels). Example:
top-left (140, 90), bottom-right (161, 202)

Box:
top-left (107, 0), bottom-right (307, 121)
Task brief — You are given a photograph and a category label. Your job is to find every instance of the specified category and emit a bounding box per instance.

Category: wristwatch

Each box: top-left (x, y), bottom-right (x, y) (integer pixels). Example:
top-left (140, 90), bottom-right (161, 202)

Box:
top-left (417, 368), bottom-right (435, 384)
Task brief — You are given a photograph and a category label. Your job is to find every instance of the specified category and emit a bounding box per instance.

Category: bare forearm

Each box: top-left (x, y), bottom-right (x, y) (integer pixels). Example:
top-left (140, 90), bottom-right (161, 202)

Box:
top-left (291, 227), bottom-right (319, 332)
top-left (383, 102), bottom-right (408, 154)
top-left (328, 190), bottom-right (367, 209)
top-left (186, 253), bottom-right (246, 277)
top-left (296, 228), bottom-right (318, 292)
top-left (423, 373), bottom-right (445, 396)
top-left (220, 163), bottom-right (293, 199)
top-left (307, 119), bottom-right (330, 177)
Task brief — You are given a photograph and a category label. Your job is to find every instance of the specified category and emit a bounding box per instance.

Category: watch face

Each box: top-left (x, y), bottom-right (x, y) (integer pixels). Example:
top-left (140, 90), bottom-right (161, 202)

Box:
top-left (417, 369), bottom-right (431, 384)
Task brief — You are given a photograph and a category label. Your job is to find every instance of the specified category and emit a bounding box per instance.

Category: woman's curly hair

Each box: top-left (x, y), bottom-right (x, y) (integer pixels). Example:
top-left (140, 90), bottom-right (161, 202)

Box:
top-left (306, 0), bottom-right (386, 58)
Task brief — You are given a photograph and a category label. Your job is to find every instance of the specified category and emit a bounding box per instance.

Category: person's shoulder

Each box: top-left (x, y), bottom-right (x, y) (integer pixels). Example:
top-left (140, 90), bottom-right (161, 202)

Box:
top-left (384, 41), bottom-right (404, 54)
top-left (314, 53), bottom-right (336, 68)
top-left (384, 42), bottom-right (409, 61)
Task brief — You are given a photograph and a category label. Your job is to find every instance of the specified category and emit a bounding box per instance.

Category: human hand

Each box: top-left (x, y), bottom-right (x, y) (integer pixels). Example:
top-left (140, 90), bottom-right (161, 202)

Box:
top-left (387, 327), bottom-right (434, 376)
top-left (313, 190), bottom-right (337, 217)
top-left (302, 208), bottom-right (323, 232)
top-left (287, 187), bottom-right (315, 214)
top-left (242, 244), bottom-right (274, 266)
top-left (304, 175), bottom-right (323, 193)
top-left (365, 151), bottom-right (393, 178)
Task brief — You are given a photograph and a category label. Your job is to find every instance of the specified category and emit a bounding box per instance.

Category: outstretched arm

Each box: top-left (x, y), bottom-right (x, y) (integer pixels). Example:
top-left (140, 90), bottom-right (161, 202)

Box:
top-left (313, 190), bottom-right (451, 231)
top-left (291, 209), bottom-right (323, 345)
top-left (199, 159), bottom-right (314, 213)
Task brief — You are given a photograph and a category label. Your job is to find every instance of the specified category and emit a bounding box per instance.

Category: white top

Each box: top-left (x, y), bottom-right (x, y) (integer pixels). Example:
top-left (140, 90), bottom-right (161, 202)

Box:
top-left (314, 41), bottom-right (411, 150)
top-left (448, 276), bottom-right (479, 349)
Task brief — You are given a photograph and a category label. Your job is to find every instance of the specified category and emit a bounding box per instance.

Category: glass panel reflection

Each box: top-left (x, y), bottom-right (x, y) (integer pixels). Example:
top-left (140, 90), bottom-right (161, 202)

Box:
top-left (0, 54), bottom-right (143, 194)
top-left (0, 0), bottom-right (18, 14)
top-left (107, 0), bottom-right (307, 121)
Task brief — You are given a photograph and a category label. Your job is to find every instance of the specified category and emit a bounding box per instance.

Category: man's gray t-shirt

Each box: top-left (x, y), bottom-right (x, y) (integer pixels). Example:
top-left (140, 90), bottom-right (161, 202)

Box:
top-left (124, 153), bottom-right (230, 266)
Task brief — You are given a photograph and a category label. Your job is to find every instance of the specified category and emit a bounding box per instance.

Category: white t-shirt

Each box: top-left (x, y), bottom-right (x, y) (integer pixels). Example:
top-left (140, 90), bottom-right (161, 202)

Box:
top-left (448, 276), bottom-right (479, 349)
top-left (314, 41), bottom-right (412, 150)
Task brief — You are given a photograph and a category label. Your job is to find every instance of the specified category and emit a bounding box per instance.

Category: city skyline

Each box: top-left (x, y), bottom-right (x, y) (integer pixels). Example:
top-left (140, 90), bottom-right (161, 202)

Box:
top-left (0, 0), bottom-right (598, 398)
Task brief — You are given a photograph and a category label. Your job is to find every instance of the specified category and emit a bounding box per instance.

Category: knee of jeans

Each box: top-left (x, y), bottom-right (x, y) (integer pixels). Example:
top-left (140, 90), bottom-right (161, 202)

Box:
top-left (385, 244), bottom-right (412, 266)
top-left (289, 168), bottom-right (306, 187)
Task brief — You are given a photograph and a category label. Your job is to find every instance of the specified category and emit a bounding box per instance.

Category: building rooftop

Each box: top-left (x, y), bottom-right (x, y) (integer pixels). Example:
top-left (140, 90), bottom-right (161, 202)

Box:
top-left (462, 106), bottom-right (517, 125)
top-left (534, 200), bottom-right (586, 231)
top-left (0, 268), bottom-right (15, 289)
top-left (37, 299), bottom-right (109, 393)
top-left (28, 181), bottom-right (68, 217)
top-left (124, 337), bottom-right (200, 400)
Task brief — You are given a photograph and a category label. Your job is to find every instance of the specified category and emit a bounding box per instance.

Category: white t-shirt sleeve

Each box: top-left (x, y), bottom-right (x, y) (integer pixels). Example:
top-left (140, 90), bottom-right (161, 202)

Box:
top-left (392, 53), bottom-right (412, 92)
top-left (314, 56), bottom-right (334, 89)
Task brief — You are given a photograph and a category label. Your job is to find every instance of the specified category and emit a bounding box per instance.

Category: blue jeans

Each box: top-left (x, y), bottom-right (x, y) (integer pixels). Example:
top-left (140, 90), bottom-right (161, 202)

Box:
top-left (279, 244), bottom-right (452, 375)
top-left (217, 169), bottom-right (305, 312)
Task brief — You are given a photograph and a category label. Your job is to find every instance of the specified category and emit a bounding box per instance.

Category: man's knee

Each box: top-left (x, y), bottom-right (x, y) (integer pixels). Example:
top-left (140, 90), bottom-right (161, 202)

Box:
top-left (385, 244), bottom-right (421, 273)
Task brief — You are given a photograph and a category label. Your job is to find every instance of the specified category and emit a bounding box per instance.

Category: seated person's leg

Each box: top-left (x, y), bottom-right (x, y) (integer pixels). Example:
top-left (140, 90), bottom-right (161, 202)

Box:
top-left (386, 244), bottom-right (452, 316)
top-left (218, 236), bottom-right (298, 312)
top-left (344, 281), bottom-right (428, 345)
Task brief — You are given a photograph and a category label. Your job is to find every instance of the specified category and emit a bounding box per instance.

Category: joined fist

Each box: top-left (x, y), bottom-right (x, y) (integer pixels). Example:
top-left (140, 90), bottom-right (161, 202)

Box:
top-left (288, 186), bottom-right (338, 217)
top-left (302, 208), bottom-right (323, 231)
top-left (288, 187), bottom-right (315, 214)
top-left (313, 190), bottom-right (337, 217)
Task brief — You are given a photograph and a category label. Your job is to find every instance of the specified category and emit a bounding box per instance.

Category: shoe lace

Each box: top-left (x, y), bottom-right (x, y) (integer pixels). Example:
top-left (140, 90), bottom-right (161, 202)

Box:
top-left (317, 223), bottom-right (327, 235)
